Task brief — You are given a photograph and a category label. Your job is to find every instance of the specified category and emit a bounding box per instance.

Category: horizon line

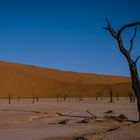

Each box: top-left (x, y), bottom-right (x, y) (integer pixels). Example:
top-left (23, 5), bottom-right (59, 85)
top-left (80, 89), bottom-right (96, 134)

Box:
top-left (0, 60), bottom-right (131, 78)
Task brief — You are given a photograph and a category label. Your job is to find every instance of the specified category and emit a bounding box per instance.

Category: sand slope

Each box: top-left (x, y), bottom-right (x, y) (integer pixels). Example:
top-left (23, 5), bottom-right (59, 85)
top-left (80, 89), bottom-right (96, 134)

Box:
top-left (0, 61), bottom-right (131, 98)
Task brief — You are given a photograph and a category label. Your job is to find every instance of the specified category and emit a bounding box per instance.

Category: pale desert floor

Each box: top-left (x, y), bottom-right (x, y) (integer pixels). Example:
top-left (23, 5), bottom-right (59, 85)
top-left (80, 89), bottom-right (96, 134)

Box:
top-left (0, 98), bottom-right (140, 140)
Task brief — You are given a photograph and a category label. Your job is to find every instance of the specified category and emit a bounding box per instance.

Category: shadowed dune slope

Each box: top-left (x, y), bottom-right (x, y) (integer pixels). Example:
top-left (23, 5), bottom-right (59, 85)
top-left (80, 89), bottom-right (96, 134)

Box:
top-left (0, 61), bottom-right (131, 98)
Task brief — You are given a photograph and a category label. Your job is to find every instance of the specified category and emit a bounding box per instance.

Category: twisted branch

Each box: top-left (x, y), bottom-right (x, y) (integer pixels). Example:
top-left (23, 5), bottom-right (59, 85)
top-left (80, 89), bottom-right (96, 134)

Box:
top-left (129, 26), bottom-right (137, 53)
top-left (103, 18), bottom-right (117, 39)
top-left (117, 22), bottom-right (140, 36)
top-left (135, 55), bottom-right (140, 63)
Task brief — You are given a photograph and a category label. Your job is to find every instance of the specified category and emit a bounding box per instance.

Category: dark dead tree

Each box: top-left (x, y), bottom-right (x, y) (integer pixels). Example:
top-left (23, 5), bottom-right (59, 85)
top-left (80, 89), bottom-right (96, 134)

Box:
top-left (128, 91), bottom-right (133, 103)
top-left (133, 94), bottom-right (136, 103)
top-left (107, 85), bottom-right (113, 102)
top-left (104, 19), bottom-right (140, 121)
top-left (8, 92), bottom-right (12, 104)
top-left (128, 90), bottom-right (135, 103)
top-left (36, 96), bottom-right (39, 102)
top-left (32, 93), bottom-right (39, 104)
top-left (32, 96), bottom-right (35, 104)
top-left (56, 94), bottom-right (59, 102)
top-left (63, 93), bottom-right (67, 101)
top-left (61, 83), bottom-right (68, 101)
top-left (130, 89), bottom-right (136, 103)
top-left (79, 95), bottom-right (84, 101)
top-left (17, 96), bottom-right (20, 102)
top-left (95, 93), bottom-right (98, 101)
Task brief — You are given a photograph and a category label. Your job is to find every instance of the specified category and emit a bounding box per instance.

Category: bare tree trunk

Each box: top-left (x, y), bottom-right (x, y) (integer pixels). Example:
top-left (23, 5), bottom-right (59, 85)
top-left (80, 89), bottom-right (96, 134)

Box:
top-left (8, 97), bottom-right (11, 104)
top-left (95, 93), bottom-right (99, 101)
top-left (32, 96), bottom-right (35, 104)
top-left (17, 96), bottom-right (20, 102)
top-left (8, 93), bottom-right (12, 104)
top-left (36, 96), bottom-right (39, 102)
top-left (128, 92), bottom-right (133, 103)
top-left (104, 19), bottom-right (140, 121)
top-left (107, 85), bottom-right (113, 102)
top-left (110, 93), bottom-right (113, 102)
top-left (129, 62), bottom-right (140, 120)
top-left (63, 94), bottom-right (67, 101)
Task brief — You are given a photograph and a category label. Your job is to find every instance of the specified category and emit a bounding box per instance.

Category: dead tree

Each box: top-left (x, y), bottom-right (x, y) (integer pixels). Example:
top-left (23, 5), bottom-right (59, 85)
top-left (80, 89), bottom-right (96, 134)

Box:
top-left (17, 96), bottom-right (20, 102)
top-left (8, 92), bottom-right (12, 104)
top-left (104, 19), bottom-right (140, 121)
top-left (107, 85), bottom-right (113, 102)
top-left (78, 95), bottom-right (83, 101)
top-left (128, 91), bottom-right (135, 103)
top-left (95, 93), bottom-right (98, 101)
top-left (32, 96), bottom-right (35, 104)
top-left (128, 91), bottom-right (133, 103)
top-left (36, 96), bottom-right (39, 102)
top-left (63, 94), bottom-right (67, 101)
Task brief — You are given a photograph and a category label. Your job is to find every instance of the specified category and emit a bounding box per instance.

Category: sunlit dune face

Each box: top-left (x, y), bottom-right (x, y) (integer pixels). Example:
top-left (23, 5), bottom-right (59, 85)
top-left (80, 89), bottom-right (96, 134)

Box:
top-left (0, 61), bottom-right (131, 98)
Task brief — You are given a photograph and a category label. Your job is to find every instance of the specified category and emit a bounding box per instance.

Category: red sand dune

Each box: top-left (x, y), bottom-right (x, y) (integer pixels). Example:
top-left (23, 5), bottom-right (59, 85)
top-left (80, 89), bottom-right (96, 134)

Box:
top-left (0, 61), bottom-right (131, 98)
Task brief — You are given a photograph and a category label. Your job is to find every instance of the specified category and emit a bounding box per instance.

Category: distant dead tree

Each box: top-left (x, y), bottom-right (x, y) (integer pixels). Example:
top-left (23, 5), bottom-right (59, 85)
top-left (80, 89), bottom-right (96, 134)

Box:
top-left (17, 96), bottom-right (20, 102)
top-left (61, 83), bottom-right (68, 101)
top-left (128, 90), bottom-right (136, 103)
top-left (8, 92), bottom-right (12, 104)
top-left (78, 95), bottom-right (83, 101)
top-left (106, 85), bottom-right (113, 102)
top-left (95, 93), bottom-right (99, 101)
top-left (36, 96), bottom-right (39, 102)
top-left (56, 94), bottom-right (59, 102)
top-left (63, 93), bottom-right (67, 101)
top-left (96, 91), bottom-right (104, 101)
top-left (128, 92), bottom-right (133, 103)
top-left (32, 96), bottom-right (35, 104)
top-left (31, 93), bottom-right (39, 103)
top-left (104, 19), bottom-right (140, 121)
top-left (76, 95), bottom-right (83, 102)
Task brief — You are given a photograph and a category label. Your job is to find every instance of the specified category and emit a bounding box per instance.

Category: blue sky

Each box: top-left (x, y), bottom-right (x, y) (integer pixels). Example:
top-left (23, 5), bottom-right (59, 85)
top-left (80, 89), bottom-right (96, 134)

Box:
top-left (0, 0), bottom-right (140, 76)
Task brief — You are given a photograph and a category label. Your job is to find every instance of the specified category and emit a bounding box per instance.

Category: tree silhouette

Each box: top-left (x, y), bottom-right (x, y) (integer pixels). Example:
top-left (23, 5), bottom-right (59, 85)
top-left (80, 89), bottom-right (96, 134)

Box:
top-left (128, 90), bottom-right (135, 103)
top-left (104, 19), bottom-right (140, 121)
top-left (8, 92), bottom-right (12, 104)
top-left (106, 85), bottom-right (113, 102)
top-left (36, 96), bottom-right (39, 102)
top-left (63, 93), bottom-right (67, 101)
top-left (32, 95), bottom-right (35, 104)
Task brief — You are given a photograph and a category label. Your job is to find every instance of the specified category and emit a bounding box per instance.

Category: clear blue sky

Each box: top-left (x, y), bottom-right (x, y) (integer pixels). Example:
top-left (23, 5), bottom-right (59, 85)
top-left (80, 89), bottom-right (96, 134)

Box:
top-left (0, 0), bottom-right (140, 76)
